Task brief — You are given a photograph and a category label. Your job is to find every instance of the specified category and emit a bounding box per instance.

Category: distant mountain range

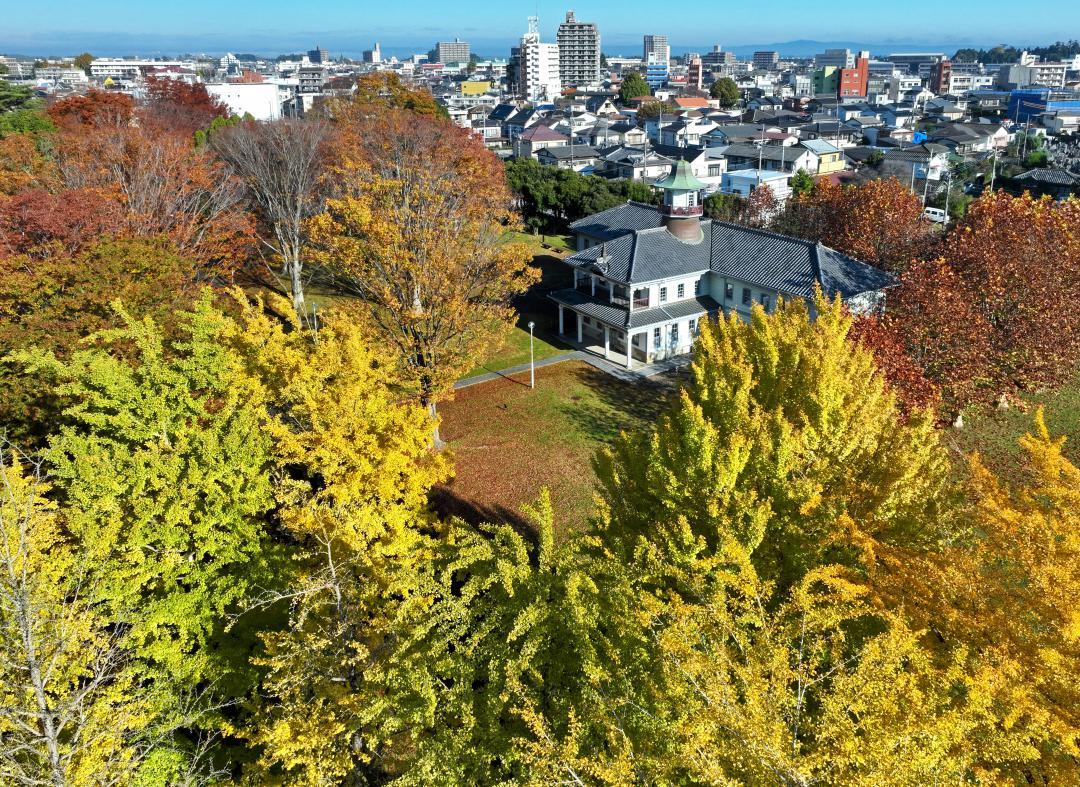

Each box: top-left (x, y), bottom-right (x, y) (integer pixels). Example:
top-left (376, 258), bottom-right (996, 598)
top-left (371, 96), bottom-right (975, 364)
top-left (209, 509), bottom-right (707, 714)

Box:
top-left (0, 32), bottom-right (1013, 61)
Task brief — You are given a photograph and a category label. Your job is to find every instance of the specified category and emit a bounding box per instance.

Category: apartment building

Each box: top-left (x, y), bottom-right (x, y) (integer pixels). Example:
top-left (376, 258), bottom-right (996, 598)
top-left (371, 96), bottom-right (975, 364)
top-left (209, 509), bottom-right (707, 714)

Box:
top-left (436, 39), bottom-right (471, 65)
top-left (89, 58), bottom-right (197, 79)
top-left (643, 34), bottom-right (670, 66)
top-left (753, 51), bottom-right (780, 70)
top-left (557, 10), bottom-right (601, 89)
top-left (816, 48), bottom-right (854, 70)
top-left (520, 17), bottom-right (561, 102)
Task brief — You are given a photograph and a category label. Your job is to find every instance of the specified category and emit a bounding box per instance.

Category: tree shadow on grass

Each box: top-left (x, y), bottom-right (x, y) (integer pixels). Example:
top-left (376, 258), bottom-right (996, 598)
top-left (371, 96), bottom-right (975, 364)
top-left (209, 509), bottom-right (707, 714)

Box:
top-left (556, 365), bottom-right (678, 443)
top-left (429, 484), bottom-right (535, 537)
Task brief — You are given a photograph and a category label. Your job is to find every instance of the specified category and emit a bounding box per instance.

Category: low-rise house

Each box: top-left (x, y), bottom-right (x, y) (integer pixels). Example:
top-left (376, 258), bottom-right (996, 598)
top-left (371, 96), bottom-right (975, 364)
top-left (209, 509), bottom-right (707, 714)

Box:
top-left (660, 117), bottom-right (718, 146)
top-left (513, 124), bottom-right (569, 158)
top-left (608, 120), bottom-right (647, 146)
top-left (720, 142), bottom-right (817, 174)
top-left (536, 144), bottom-right (601, 170)
top-left (1041, 111), bottom-right (1080, 135)
top-left (594, 145), bottom-right (675, 180)
top-left (799, 138), bottom-right (846, 174)
top-left (720, 168), bottom-right (793, 201)
top-left (504, 107), bottom-right (548, 141)
top-left (550, 162), bottom-right (893, 368)
top-left (798, 121), bottom-right (863, 147)
top-left (1009, 168), bottom-right (1080, 200)
top-left (929, 122), bottom-right (1010, 154)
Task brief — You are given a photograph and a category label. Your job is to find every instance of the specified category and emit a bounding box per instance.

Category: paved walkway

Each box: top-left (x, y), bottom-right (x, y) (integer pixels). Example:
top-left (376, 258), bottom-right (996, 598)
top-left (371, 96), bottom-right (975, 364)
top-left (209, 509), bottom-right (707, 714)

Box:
top-left (454, 347), bottom-right (692, 390)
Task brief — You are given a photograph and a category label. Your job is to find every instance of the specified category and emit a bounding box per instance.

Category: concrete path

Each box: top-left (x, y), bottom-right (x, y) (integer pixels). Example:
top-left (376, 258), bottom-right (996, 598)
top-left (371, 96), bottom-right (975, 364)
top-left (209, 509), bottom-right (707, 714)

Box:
top-left (454, 347), bottom-right (692, 390)
top-left (454, 352), bottom-right (580, 390)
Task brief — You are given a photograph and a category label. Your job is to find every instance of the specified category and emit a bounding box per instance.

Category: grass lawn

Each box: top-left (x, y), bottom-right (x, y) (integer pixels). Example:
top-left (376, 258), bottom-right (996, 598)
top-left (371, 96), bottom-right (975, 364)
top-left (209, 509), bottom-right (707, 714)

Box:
top-left (465, 326), bottom-right (566, 378)
top-left (946, 370), bottom-right (1080, 479)
top-left (507, 230), bottom-right (574, 255)
top-left (466, 250), bottom-right (577, 376)
top-left (433, 361), bottom-right (673, 532)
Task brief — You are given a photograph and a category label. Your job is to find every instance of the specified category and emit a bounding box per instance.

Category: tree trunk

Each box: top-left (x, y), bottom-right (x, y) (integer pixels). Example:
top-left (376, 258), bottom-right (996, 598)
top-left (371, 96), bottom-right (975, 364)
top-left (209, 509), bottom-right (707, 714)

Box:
top-left (290, 257), bottom-right (305, 316)
top-left (428, 400), bottom-right (445, 451)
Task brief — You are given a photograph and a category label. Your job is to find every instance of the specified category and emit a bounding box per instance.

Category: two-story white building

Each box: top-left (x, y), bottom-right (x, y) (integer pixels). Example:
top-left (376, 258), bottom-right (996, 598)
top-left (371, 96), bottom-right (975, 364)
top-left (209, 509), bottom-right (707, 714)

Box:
top-left (549, 161), bottom-right (895, 369)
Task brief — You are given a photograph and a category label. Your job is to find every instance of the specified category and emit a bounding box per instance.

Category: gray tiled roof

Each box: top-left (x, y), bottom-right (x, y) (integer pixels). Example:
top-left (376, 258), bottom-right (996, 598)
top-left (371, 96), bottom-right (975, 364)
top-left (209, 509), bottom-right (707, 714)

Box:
top-left (567, 206), bottom-right (895, 299)
top-left (629, 296), bottom-right (721, 328)
top-left (722, 143), bottom-right (810, 163)
top-left (549, 288), bottom-right (629, 326)
top-left (569, 201), bottom-right (665, 241)
top-left (548, 288), bottom-right (721, 329)
top-left (1014, 168), bottom-right (1079, 186)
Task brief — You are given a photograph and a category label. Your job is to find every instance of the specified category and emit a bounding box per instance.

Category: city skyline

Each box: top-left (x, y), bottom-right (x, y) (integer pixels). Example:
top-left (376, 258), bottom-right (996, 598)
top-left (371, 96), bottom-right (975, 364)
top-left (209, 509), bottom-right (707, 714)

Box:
top-left (3, 0), bottom-right (1076, 58)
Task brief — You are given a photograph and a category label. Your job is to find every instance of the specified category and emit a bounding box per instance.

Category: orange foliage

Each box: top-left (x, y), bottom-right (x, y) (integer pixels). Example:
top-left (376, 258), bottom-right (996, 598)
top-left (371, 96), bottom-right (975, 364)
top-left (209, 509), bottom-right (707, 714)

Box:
top-left (47, 89), bottom-right (135, 130)
top-left (848, 313), bottom-right (940, 415)
top-left (0, 133), bottom-right (60, 195)
top-left (52, 124), bottom-right (254, 274)
top-left (0, 187), bottom-right (123, 258)
top-left (881, 192), bottom-right (1080, 407)
top-left (780, 177), bottom-right (934, 271)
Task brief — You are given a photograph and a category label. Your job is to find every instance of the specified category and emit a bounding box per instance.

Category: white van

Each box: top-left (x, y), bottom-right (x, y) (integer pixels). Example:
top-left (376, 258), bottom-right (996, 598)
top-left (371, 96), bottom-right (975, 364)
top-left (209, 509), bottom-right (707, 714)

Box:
top-left (923, 207), bottom-right (947, 224)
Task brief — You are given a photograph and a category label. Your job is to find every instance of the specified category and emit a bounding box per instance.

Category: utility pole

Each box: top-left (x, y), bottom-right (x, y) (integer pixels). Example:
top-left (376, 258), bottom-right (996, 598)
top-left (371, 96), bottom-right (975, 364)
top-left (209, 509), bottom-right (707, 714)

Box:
top-left (944, 166), bottom-right (952, 223)
top-left (569, 99), bottom-right (575, 171)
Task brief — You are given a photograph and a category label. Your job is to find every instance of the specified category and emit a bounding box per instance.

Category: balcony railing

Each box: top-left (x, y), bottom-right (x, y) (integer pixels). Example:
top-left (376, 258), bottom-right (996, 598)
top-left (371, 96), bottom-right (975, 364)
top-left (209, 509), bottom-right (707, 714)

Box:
top-left (662, 204), bottom-right (704, 217)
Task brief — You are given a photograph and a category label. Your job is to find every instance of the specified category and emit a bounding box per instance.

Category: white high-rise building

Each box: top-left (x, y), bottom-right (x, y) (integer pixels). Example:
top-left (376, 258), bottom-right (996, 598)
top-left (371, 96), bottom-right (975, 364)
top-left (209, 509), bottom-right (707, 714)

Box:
top-left (556, 10), bottom-right (601, 89)
top-left (520, 17), bottom-right (562, 102)
top-left (643, 34), bottom-right (669, 66)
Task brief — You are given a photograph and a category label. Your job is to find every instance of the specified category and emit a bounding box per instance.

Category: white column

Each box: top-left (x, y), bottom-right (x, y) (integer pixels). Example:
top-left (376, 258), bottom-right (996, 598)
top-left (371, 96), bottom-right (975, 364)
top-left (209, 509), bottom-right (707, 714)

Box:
top-left (591, 276), bottom-right (596, 297)
top-left (626, 332), bottom-right (633, 369)
top-left (558, 305), bottom-right (564, 335)
top-left (577, 313), bottom-right (583, 343)
top-left (604, 325), bottom-right (610, 360)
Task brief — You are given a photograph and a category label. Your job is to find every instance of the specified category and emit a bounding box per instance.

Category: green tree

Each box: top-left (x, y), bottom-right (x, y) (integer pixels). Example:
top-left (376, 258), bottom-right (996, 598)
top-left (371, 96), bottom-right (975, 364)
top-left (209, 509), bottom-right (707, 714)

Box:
top-left (635, 99), bottom-right (677, 120)
top-left (704, 191), bottom-right (744, 221)
top-left (790, 167), bottom-right (815, 196)
top-left (618, 71), bottom-right (650, 104)
top-left (0, 457), bottom-right (215, 785)
top-left (710, 76), bottom-right (740, 107)
top-left (12, 296), bottom-right (278, 695)
top-left (0, 81), bottom-right (37, 113)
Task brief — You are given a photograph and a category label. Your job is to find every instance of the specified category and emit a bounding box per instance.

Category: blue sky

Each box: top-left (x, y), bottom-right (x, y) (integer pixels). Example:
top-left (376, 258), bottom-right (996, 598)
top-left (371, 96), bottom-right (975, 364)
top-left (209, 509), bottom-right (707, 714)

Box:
top-left (2, 0), bottom-right (1077, 57)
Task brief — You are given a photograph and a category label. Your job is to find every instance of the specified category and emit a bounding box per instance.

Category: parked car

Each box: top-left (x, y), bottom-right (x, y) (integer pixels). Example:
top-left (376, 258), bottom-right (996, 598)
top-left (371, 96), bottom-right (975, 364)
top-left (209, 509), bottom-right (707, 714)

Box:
top-left (923, 206), bottom-right (947, 224)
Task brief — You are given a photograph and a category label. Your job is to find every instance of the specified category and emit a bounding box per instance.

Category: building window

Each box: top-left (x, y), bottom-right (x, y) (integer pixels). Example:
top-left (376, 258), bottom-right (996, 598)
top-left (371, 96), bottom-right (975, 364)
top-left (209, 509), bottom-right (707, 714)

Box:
top-left (760, 293), bottom-right (770, 310)
top-left (677, 283), bottom-right (685, 299)
top-left (633, 288), bottom-right (649, 308)
top-left (659, 286), bottom-right (668, 303)
top-left (689, 318), bottom-right (697, 335)
top-left (742, 287), bottom-right (751, 306)
top-left (725, 283), bottom-right (734, 301)
top-left (670, 324), bottom-right (679, 344)
top-left (694, 279), bottom-right (702, 296)
top-left (653, 327), bottom-right (661, 349)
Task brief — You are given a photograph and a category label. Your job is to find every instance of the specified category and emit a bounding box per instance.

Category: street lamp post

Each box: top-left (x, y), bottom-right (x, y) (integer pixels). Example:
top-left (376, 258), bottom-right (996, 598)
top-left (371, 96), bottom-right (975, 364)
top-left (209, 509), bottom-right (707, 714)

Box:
top-left (528, 321), bottom-right (536, 389)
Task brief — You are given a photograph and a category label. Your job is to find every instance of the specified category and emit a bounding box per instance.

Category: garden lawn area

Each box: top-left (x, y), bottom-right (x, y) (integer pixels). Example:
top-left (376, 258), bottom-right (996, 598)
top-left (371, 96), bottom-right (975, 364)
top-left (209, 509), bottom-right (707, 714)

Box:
top-left (465, 326), bottom-right (566, 378)
top-left (507, 230), bottom-right (574, 255)
top-left (948, 369), bottom-right (1080, 478)
top-left (465, 250), bottom-right (577, 377)
top-left (434, 361), bottom-right (673, 532)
